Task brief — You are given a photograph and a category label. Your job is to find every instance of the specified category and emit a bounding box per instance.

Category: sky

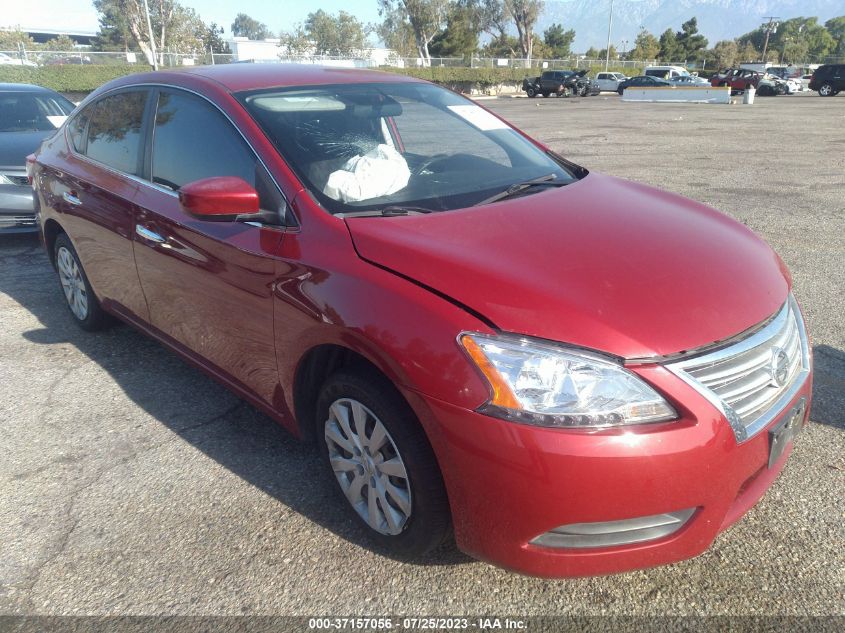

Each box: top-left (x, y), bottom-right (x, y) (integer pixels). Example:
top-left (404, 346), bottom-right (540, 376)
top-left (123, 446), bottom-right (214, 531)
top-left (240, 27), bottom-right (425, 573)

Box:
top-left (3, 0), bottom-right (383, 36)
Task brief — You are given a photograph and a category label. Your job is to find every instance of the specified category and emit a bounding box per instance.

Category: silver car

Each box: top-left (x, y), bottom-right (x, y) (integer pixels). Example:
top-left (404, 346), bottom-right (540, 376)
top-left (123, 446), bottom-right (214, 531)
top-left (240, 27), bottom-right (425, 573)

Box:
top-left (594, 72), bottom-right (628, 92)
top-left (670, 75), bottom-right (710, 86)
top-left (0, 83), bottom-right (75, 233)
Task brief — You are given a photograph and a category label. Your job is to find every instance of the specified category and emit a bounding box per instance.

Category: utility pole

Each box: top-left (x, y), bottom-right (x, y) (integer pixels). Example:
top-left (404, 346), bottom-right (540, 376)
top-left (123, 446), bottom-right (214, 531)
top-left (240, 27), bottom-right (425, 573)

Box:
top-left (761, 17), bottom-right (780, 63)
top-left (605, 0), bottom-right (614, 71)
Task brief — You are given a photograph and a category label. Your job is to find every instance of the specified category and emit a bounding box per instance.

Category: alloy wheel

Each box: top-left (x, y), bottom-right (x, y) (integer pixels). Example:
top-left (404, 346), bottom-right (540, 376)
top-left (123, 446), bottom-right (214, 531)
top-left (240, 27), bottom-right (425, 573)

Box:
top-left (324, 398), bottom-right (412, 535)
top-left (57, 246), bottom-right (89, 320)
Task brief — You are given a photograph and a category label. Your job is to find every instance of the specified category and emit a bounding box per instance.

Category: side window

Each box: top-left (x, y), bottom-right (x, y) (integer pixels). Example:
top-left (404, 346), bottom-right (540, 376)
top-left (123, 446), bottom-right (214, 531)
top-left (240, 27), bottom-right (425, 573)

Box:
top-left (83, 91), bottom-right (148, 175)
top-left (151, 90), bottom-right (283, 217)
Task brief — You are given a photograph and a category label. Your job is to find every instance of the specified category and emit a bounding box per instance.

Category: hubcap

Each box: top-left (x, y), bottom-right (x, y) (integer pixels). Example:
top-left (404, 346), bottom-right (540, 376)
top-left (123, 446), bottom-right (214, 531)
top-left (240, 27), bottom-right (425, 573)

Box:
top-left (57, 246), bottom-right (88, 321)
top-left (324, 398), bottom-right (412, 535)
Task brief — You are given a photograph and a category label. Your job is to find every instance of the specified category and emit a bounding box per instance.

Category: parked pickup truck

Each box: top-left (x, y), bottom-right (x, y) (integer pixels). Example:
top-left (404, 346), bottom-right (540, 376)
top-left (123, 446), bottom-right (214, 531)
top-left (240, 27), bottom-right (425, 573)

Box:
top-left (522, 70), bottom-right (595, 97)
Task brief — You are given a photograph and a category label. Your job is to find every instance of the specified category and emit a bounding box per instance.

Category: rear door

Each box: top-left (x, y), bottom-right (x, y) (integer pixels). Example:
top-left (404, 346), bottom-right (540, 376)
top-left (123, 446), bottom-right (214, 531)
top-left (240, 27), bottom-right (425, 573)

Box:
top-left (45, 88), bottom-right (152, 321)
top-left (833, 65), bottom-right (845, 90)
top-left (132, 88), bottom-right (288, 405)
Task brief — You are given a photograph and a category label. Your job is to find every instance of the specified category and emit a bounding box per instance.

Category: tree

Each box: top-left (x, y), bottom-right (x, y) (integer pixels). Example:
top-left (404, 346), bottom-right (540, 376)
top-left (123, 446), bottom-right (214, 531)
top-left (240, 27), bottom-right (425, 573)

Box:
top-left (44, 35), bottom-right (78, 51)
top-left (231, 13), bottom-right (271, 40)
top-left (0, 28), bottom-right (36, 51)
top-left (584, 46), bottom-right (599, 58)
top-left (659, 28), bottom-right (681, 60)
top-left (200, 22), bottom-right (230, 54)
top-left (279, 24), bottom-right (311, 56)
top-left (597, 45), bottom-right (618, 61)
top-left (375, 7), bottom-right (417, 57)
top-left (479, 34), bottom-right (519, 57)
top-left (303, 10), bottom-right (369, 56)
top-left (429, 1), bottom-right (480, 58)
top-left (478, 0), bottom-right (509, 41)
top-left (377, 0), bottom-right (449, 64)
top-left (93, 0), bottom-right (207, 67)
top-left (92, 0), bottom-right (133, 51)
top-left (676, 17), bottom-right (707, 60)
top-left (710, 40), bottom-right (738, 68)
top-left (543, 23), bottom-right (575, 58)
top-left (630, 28), bottom-right (659, 60)
top-left (506, 0), bottom-right (544, 60)
top-left (737, 40), bottom-right (759, 63)
top-left (739, 17), bottom-right (835, 63)
top-left (826, 16), bottom-right (845, 56)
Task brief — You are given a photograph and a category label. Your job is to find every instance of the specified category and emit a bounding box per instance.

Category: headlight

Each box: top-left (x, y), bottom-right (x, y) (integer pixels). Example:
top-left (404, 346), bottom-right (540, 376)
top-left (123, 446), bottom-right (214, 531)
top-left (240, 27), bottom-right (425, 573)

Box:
top-left (459, 333), bottom-right (677, 428)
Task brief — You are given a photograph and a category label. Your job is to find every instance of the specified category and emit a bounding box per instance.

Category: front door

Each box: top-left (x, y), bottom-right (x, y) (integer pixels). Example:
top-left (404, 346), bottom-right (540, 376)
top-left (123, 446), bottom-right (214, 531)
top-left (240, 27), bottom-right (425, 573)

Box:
top-left (132, 88), bottom-right (288, 405)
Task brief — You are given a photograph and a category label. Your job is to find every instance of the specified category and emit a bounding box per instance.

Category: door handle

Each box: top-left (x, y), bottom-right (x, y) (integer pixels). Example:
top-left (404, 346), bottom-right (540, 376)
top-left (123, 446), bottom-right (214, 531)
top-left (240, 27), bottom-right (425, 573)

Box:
top-left (135, 224), bottom-right (165, 244)
top-left (62, 191), bottom-right (82, 206)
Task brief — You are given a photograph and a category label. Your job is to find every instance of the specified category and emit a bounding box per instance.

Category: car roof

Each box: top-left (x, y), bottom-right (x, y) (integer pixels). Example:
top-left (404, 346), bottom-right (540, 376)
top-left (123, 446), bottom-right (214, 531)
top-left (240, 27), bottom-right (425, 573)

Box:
top-left (0, 82), bottom-right (62, 94)
top-left (111, 64), bottom-right (427, 93)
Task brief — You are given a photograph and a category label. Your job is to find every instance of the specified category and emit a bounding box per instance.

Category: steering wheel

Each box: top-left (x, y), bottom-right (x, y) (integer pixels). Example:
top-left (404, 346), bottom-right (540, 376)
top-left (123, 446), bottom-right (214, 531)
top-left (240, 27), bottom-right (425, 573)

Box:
top-left (414, 153), bottom-right (451, 176)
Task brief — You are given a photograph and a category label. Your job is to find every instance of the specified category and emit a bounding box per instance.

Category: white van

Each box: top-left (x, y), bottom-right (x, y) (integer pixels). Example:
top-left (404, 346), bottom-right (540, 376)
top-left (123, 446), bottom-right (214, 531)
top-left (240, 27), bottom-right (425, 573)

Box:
top-left (644, 65), bottom-right (689, 80)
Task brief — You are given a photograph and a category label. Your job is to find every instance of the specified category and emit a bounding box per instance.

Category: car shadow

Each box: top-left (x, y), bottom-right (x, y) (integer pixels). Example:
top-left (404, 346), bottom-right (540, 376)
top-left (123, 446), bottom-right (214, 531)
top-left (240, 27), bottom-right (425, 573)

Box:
top-left (0, 233), bottom-right (469, 567)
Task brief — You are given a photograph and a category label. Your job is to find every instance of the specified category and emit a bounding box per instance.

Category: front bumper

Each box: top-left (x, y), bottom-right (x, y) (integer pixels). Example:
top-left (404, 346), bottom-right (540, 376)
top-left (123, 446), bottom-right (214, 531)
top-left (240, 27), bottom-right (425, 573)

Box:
top-left (0, 184), bottom-right (36, 233)
top-left (412, 365), bottom-right (812, 578)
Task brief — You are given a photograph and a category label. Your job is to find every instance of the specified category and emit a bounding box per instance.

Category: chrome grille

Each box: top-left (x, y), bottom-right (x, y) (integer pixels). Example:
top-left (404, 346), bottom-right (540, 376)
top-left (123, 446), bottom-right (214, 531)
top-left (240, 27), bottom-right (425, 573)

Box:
top-left (1, 174), bottom-right (28, 186)
top-left (0, 215), bottom-right (36, 227)
top-left (666, 296), bottom-right (810, 442)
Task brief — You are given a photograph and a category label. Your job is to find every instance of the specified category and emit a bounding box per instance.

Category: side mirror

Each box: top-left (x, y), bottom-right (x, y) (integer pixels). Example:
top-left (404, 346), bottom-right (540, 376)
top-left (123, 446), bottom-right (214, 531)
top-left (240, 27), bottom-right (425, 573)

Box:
top-left (178, 176), bottom-right (259, 220)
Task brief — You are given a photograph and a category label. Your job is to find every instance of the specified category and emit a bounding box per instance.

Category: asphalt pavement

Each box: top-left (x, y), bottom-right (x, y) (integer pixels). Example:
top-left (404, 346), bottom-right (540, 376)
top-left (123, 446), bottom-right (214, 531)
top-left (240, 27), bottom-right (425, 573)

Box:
top-left (1, 91), bottom-right (843, 617)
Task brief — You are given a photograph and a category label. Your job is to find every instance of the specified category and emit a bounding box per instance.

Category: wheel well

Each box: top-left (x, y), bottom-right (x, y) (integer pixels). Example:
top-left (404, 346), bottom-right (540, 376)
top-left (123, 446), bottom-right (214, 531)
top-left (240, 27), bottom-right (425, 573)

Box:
top-left (294, 344), bottom-right (398, 442)
top-left (42, 219), bottom-right (64, 267)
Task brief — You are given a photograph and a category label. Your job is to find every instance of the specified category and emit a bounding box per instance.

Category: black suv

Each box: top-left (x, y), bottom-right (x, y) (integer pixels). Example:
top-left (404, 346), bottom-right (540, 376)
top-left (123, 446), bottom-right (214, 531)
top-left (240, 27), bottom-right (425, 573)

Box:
top-left (809, 64), bottom-right (844, 96)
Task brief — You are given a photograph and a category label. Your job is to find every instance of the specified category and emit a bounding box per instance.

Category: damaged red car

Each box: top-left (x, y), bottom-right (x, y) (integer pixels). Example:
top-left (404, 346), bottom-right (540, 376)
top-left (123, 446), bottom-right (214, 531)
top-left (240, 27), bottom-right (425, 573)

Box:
top-left (30, 65), bottom-right (812, 577)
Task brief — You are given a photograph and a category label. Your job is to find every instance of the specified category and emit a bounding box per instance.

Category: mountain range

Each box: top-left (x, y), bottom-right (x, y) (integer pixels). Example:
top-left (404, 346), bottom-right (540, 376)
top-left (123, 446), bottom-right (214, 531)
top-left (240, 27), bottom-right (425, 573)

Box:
top-left (539, 0), bottom-right (845, 52)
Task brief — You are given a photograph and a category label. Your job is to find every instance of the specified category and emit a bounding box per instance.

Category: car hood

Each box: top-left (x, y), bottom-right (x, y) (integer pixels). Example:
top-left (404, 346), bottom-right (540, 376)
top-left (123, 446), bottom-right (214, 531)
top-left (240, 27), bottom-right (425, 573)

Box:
top-left (0, 130), bottom-right (55, 169)
top-left (345, 173), bottom-right (788, 360)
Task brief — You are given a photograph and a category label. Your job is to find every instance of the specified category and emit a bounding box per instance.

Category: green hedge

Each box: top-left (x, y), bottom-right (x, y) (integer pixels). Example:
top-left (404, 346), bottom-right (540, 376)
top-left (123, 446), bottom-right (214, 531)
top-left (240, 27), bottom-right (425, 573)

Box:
top-left (0, 63), bottom-right (661, 95)
top-left (0, 65), bottom-right (146, 92)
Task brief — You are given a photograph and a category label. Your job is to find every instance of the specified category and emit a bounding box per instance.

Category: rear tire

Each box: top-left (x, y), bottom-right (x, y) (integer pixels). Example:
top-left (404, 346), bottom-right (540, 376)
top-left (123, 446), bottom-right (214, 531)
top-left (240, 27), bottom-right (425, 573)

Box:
top-left (316, 368), bottom-right (451, 559)
top-left (819, 82), bottom-right (834, 97)
top-left (53, 233), bottom-right (110, 331)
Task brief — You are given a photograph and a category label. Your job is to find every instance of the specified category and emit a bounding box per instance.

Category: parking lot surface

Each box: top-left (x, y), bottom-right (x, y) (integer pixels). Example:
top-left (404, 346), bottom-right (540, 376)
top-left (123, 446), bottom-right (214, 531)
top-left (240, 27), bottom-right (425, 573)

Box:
top-left (1, 92), bottom-right (843, 616)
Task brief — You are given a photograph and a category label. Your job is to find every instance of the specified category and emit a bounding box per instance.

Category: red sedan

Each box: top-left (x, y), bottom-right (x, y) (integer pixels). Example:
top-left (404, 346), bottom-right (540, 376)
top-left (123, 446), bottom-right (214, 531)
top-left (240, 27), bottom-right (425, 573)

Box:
top-left (30, 65), bottom-right (812, 577)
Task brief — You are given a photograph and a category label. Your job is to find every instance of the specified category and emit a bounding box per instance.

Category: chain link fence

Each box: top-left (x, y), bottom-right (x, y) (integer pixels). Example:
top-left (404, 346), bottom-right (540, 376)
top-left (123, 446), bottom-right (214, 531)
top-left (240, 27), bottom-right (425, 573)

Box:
top-left (4, 46), bottom-right (837, 72)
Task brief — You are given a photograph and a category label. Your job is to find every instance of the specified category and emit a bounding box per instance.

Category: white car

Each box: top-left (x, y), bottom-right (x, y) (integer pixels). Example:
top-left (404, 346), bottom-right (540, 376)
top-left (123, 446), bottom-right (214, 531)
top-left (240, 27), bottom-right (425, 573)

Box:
top-left (594, 72), bottom-right (628, 92)
top-left (784, 78), bottom-right (804, 93)
top-left (0, 53), bottom-right (36, 67)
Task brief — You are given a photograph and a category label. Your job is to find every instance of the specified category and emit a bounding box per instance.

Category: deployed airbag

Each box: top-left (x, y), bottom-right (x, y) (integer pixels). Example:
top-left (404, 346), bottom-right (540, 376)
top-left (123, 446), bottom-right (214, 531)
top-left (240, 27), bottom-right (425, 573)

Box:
top-left (323, 144), bottom-right (410, 203)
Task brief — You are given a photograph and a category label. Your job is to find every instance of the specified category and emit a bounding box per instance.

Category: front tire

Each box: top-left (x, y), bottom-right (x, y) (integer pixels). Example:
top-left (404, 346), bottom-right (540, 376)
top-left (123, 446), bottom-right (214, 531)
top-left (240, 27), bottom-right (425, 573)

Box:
top-left (53, 233), bottom-right (110, 331)
top-left (526, 87), bottom-right (536, 98)
top-left (316, 369), bottom-right (450, 559)
top-left (819, 82), bottom-right (834, 97)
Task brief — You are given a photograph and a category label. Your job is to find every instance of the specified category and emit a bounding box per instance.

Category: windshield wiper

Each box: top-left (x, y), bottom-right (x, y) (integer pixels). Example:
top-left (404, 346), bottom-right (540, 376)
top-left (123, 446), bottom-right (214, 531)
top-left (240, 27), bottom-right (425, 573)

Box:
top-left (337, 206), bottom-right (435, 218)
top-left (474, 173), bottom-right (567, 206)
